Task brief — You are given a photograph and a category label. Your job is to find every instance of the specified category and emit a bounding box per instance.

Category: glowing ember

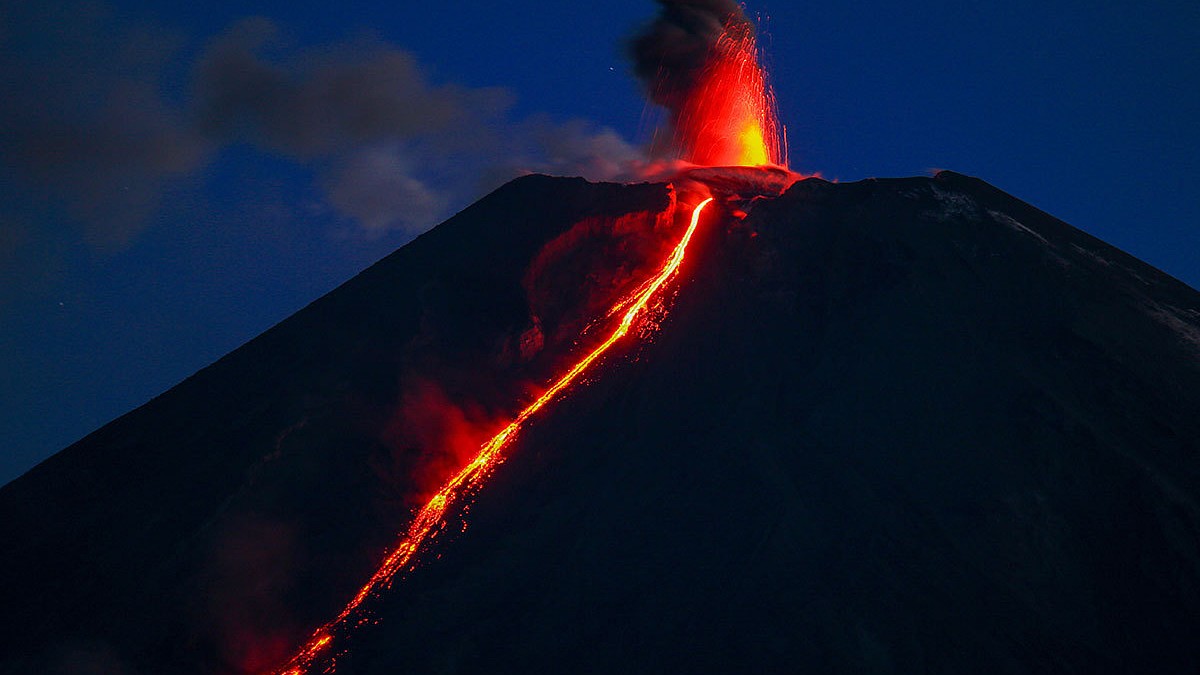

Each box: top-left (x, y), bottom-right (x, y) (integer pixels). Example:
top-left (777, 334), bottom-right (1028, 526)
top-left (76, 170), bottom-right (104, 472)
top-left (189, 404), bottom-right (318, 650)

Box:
top-left (672, 25), bottom-right (786, 168)
top-left (274, 197), bottom-right (714, 674)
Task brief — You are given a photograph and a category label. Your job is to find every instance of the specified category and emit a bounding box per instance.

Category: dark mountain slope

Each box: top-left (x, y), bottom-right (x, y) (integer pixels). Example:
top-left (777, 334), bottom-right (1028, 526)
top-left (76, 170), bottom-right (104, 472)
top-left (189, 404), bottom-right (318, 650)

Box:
top-left (3, 170), bottom-right (1199, 674)
top-left (328, 172), bottom-right (1200, 674)
top-left (0, 175), bottom-right (675, 674)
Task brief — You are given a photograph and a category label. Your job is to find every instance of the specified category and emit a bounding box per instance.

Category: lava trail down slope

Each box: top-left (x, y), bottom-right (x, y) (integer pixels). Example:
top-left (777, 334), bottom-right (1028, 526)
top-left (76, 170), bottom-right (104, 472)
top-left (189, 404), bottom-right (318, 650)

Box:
top-left (276, 197), bottom-right (715, 675)
top-left (2, 171), bottom-right (1199, 674)
top-left (326, 172), bottom-right (1200, 675)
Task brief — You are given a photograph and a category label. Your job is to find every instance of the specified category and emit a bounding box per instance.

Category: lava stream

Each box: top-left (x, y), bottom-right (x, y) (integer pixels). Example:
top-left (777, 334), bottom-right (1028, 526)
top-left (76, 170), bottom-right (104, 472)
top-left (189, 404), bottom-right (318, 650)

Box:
top-left (275, 197), bottom-right (714, 675)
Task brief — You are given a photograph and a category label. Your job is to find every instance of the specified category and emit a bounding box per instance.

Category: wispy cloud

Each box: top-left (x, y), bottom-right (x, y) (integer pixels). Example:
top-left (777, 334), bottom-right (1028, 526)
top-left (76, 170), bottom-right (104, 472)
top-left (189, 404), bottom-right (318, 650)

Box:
top-left (0, 7), bottom-right (646, 283)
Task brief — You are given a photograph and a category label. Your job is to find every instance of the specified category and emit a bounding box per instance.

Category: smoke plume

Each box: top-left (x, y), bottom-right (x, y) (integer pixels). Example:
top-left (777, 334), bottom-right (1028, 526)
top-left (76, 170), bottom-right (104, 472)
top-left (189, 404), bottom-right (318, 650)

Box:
top-left (0, 7), bottom-right (645, 276)
top-left (188, 18), bottom-right (643, 237)
top-left (629, 0), bottom-right (753, 111)
top-left (0, 4), bottom-right (207, 251)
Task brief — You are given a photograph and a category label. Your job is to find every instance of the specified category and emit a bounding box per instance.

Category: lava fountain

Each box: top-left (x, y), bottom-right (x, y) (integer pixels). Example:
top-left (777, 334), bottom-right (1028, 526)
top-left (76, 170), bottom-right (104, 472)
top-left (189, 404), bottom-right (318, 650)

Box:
top-left (632, 0), bottom-right (787, 169)
top-left (672, 23), bottom-right (786, 167)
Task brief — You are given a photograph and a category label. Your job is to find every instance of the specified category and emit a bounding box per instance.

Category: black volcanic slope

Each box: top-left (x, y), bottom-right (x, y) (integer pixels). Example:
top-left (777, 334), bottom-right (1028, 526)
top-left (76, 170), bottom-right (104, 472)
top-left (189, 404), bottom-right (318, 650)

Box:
top-left (3, 172), bottom-right (1200, 674)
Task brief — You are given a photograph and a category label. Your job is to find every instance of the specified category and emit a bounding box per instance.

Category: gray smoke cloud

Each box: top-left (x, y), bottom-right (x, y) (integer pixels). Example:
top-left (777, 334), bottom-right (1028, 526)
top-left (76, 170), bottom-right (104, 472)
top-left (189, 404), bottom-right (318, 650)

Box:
top-left (0, 4), bottom-right (207, 251)
top-left (629, 0), bottom-right (752, 111)
top-left (192, 18), bottom-right (508, 159)
top-left (322, 145), bottom-right (445, 237)
top-left (190, 18), bottom-right (646, 237)
top-left (0, 7), bottom-right (645, 274)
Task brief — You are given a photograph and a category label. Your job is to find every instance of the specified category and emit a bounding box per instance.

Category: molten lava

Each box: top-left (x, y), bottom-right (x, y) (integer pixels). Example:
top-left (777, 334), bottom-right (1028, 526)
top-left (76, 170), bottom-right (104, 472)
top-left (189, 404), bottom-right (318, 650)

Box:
top-left (275, 197), bottom-right (714, 675)
top-left (672, 26), bottom-right (786, 168)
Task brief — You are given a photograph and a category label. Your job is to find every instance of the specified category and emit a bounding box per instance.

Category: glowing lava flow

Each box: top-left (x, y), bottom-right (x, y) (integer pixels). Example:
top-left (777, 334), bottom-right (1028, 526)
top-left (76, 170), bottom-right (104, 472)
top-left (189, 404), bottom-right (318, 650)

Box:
top-left (275, 197), bottom-right (714, 675)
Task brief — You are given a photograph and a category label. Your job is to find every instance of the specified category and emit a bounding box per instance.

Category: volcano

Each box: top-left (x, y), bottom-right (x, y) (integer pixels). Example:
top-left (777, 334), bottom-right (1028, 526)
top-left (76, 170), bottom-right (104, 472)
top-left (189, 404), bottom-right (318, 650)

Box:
top-left (3, 170), bottom-right (1200, 674)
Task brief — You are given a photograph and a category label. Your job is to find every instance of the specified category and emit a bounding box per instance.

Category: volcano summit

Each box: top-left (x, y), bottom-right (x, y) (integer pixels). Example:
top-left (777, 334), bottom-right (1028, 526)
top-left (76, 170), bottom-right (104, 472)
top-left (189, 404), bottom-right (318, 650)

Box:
top-left (2, 168), bottom-right (1200, 674)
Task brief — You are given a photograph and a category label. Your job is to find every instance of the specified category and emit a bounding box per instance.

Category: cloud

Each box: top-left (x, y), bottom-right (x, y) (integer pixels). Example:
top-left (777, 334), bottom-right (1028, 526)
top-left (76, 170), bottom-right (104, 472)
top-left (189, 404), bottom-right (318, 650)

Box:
top-left (321, 144), bottom-right (445, 237)
top-left (0, 3), bottom-right (208, 250)
top-left (0, 7), bottom-right (649, 272)
top-left (515, 117), bottom-right (646, 182)
top-left (192, 18), bottom-right (510, 159)
top-left (189, 18), bottom-right (646, 236)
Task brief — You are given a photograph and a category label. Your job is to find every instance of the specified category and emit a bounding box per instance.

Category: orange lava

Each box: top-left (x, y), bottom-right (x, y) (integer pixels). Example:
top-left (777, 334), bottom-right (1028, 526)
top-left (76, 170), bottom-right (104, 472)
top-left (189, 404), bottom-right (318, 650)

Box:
top-left (674, 26), bottom-right (786, 168)
top-left (274, 197), bottom-right (714, 675)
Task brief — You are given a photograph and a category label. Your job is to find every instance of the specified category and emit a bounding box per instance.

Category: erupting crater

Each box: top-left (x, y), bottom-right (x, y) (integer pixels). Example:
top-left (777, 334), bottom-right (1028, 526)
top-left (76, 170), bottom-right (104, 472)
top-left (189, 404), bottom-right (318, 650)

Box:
top-left (273, 3), bottom-right (792, 672)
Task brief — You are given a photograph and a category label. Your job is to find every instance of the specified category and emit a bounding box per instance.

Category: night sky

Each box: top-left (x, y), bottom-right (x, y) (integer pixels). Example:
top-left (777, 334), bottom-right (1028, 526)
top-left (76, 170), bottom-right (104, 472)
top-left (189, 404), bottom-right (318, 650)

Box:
top-left (2, 0), bottom-right (1197, 486)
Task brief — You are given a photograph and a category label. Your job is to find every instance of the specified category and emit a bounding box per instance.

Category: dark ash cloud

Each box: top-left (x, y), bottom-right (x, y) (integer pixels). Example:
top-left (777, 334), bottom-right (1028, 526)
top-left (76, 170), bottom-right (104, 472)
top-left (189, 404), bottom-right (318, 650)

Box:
top-left (629, 0), bottom-right (752, 110)
top-left (0, 3), bottom-right (207, 250)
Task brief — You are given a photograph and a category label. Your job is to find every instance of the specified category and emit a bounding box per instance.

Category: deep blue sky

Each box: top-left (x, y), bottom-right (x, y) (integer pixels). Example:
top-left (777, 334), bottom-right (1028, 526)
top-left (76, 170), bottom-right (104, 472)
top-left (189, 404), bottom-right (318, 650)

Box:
top-left (2, 1), bottom-right (1197, 486)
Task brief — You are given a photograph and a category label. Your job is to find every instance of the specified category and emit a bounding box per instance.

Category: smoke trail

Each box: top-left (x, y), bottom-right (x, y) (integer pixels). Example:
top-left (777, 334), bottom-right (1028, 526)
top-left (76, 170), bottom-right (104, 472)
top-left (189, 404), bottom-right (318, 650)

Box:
top-left (0, 4), bottom-right (207, 252)
top-left (192, 18), bottom-right (644, 237)
top-left (0, 9), bottom-right (648, 269)
top-left (629, 0), bottom-right (753, 112)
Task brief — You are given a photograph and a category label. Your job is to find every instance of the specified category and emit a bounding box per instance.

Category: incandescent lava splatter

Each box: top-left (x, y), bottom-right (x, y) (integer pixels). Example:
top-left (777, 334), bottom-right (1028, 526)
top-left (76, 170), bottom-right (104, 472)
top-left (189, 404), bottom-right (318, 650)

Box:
top-left (632, 0), bottom-right (787, 169)
top-left (673, 25), bottom-right (785, 167)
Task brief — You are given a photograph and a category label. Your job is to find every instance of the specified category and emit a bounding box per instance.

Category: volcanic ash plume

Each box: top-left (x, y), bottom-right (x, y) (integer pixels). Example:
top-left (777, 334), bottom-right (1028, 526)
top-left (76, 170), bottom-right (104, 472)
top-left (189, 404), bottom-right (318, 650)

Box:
top-left (631, 0), bottom-right (786, 167)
